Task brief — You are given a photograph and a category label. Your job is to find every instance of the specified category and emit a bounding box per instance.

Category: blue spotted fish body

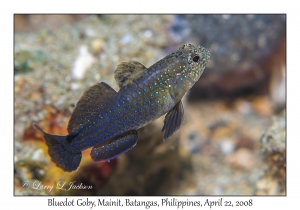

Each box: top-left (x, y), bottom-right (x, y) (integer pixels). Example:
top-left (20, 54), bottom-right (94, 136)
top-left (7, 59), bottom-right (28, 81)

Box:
top-left (34, 44), bottom-right (210, 172)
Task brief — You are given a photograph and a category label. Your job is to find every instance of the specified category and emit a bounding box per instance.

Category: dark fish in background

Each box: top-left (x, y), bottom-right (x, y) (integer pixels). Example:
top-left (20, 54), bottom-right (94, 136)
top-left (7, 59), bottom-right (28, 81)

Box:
top-left (34, 44), bottom-right (210, 172)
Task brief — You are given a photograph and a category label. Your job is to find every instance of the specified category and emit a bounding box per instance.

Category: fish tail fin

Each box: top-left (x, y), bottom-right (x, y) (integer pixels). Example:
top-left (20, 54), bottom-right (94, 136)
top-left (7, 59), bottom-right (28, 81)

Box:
top-left (33, 123), bottom-right (82, 172)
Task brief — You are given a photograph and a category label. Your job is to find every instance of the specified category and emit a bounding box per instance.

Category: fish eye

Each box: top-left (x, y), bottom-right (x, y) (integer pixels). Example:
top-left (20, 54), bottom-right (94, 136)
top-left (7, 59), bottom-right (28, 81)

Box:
top-left (192, 55), bottom-right (200, 63)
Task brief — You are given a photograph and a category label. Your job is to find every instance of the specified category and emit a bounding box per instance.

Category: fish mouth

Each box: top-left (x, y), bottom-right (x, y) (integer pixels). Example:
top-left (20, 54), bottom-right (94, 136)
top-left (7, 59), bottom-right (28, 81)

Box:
top-left (204, 49), bottom-right (210, 62)
top-left (198, 46), bottom-right (210, 64)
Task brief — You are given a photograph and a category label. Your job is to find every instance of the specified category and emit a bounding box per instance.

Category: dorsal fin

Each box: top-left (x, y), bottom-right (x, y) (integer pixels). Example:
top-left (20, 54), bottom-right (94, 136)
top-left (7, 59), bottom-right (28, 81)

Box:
top-left (114, 60), bottom-right (147, 88)
top-left (67, 82), bottom-right (117, 134)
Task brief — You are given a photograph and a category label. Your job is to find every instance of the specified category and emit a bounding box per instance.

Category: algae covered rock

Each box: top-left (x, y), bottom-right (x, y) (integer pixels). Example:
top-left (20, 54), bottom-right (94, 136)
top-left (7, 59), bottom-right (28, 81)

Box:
top-left (256, 110), bottom-right (286, 195)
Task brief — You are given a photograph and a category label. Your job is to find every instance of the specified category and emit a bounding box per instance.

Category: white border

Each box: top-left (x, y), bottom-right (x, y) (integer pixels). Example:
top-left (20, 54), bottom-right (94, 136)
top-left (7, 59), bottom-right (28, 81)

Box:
top-left (3, 0), bottom-right (298, 209)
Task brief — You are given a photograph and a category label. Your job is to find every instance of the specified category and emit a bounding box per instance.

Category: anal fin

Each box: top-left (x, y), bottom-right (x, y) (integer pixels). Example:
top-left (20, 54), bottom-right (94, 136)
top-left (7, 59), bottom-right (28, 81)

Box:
top-left (161, 100), bottom-right (184, 141)
top-left (90, 130), bottom-right (138, 162)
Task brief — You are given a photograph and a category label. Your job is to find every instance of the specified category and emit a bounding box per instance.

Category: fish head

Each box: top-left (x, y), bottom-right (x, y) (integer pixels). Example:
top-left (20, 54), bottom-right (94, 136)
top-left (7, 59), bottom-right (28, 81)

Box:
top-left (166, 44), bottom-right (210, 101)
top-left (178, 44), bottom-right (210, 86)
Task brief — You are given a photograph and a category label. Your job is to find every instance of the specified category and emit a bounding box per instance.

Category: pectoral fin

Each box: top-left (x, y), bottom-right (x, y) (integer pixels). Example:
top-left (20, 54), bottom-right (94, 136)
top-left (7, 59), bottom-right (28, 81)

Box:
top-left (161, 100), bottom-right (184, 141)
top-left (91, 130), bottom-right (138, 162)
